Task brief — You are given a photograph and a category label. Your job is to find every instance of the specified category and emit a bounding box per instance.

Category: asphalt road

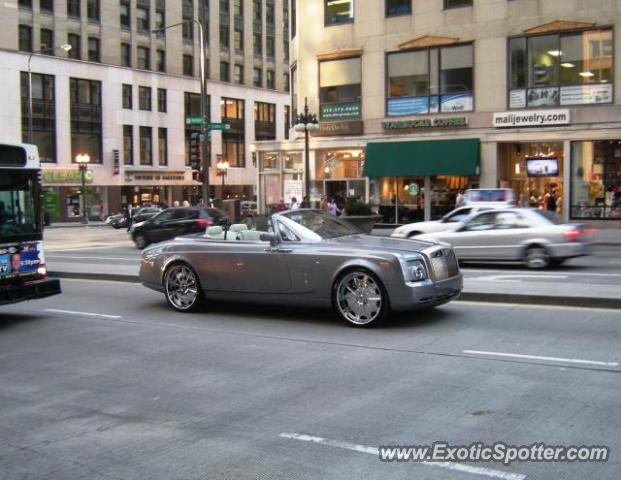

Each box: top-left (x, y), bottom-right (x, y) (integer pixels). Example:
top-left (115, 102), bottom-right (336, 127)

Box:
top-left (1, 279), bottom-right (619, 479)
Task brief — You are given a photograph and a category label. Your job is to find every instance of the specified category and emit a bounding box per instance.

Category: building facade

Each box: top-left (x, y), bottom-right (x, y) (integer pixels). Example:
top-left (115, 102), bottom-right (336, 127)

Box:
top-left (1, 0), bottom-right (289, 221)
top-left (259, 0), bottom-right (621, 226)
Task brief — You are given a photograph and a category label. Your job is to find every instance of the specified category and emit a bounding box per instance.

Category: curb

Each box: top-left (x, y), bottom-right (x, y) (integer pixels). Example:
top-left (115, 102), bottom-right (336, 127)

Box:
top-left (459, 292), bottom-right (621, 310)
top-left (48, 271), bottom-right (621, 309)
top-left (49, 271), bottom-right (140, 283)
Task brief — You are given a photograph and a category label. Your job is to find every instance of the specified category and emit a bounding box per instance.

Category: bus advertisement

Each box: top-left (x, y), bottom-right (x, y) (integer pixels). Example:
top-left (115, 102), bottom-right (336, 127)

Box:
top-left (0, 142), bottom-right (61, 305)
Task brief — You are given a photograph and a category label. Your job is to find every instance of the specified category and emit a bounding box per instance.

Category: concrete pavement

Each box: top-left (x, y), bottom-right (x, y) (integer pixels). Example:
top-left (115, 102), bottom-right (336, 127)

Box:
top-left (1, 279), bottom-right (620, 479)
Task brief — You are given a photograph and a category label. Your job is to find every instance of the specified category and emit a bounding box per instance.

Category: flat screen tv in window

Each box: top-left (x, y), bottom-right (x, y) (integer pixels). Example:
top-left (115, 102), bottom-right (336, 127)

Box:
top-left (526, 157), bottom-right (559, 177)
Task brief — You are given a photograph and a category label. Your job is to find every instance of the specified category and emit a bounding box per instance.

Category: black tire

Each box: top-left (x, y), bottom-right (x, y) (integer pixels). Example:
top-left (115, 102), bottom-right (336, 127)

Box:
top-left (551, 258), bottom-right (565, 267)
top-left (163, 263), bottom-right (205, 312)
top-left (407, 231), bottom-right (422, 238)
top-left (524, 245), bottom-right (551, 269)
top-left (134, 233), bottom-right (149, 249)
top-left (332, 269), bottom-right (390, 327)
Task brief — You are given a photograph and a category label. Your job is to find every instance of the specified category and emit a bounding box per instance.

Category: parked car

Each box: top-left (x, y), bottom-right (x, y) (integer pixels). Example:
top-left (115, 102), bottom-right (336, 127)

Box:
top-left (131, 207), bottom-right (228, 249)
top-left (138, 209), bottom-right (463, 327)
top-left (416, 208), bottom-right (591, 269)
top-left (391, 205), bottom-right (503, 238)
top-left (132, 207), bottom-right (162, 223)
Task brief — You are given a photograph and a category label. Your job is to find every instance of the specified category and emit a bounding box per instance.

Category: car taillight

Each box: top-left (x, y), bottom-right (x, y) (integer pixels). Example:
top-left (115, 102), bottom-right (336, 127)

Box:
top-left (564, 229), bottom-right (584, 242)
top-left (197, 219), bottom-right (213, 228)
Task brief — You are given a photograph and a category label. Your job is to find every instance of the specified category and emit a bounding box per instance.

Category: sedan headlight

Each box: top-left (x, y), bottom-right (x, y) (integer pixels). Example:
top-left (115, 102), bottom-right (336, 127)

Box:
top-left (407, 259), bottom-right (428, 282)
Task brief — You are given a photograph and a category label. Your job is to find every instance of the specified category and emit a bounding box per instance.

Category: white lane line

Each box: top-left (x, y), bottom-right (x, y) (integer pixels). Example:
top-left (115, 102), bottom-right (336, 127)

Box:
top-left (462, 269), bottom-right (621, 278)
top-left (47, 255), bottom-right (137, 261)
top-left (46, 244), bottom-right (131, 252)
top-left (463, 350), bottom-right (618, 367)
top-left (471, 275), bottom-right (567, 282)
top-left (44, 308), bottom-right (122, 319)
top-left (280, 433), bottom-right (526, 480)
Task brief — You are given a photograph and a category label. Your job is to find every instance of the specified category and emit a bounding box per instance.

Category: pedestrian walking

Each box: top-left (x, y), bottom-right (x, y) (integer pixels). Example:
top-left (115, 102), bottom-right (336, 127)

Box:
top-left (125, 203), bottom-right (133, 231)
top-left (327, 198), bottom-right (340, 216)
top-left (290, 197), bottom-right (300, 210)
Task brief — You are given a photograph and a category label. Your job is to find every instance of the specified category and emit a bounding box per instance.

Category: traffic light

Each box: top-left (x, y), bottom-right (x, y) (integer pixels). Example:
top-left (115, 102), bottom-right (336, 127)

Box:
top-left (189, 132), bottom-right (201, 170)
top-left (192, 169), bottom-right (204, 183)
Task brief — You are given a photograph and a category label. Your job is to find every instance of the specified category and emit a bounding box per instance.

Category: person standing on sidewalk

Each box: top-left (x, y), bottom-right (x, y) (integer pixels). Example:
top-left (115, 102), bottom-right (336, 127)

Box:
top-left (125, 203), bottom-right (133, 232)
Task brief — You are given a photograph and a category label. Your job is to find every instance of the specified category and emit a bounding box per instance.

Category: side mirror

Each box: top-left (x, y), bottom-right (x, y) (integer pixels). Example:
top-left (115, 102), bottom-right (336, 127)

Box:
top-left (260, 232), bottom-right (278, 246)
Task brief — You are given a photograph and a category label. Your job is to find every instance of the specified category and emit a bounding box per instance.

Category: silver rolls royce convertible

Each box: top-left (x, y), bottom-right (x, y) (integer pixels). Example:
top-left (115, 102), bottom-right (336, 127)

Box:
top-left (139, 210), bottom-right (463, 327)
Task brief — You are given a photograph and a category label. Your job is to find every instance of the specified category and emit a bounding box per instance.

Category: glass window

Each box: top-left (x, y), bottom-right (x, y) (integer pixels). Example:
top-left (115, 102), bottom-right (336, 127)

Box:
top-left (123, 125), bottom-right (133, 165)
top-left (122, 84), bottom-right (132, 109)
top-left (157, 88), bottom-right (167, 113)
top-left (121, 43), bottom-right (131, 67)
top-left (136, 4), bottom-right (150, 31)
top-left (183, 54), bottom-right (194, 76)
top-left (221, 98), bottom-right (245, 167)
top-left (266, 0), bottom-right (274, 24)
top-left (325, 0), bottom-right (353, 26)
top-left (255, 102), bottom-right (276, 141)
top-left (253, 67), bottom-right (262, 87)
top-left (158, 128), bottom-right (167, 166)
top-left (20, 72), bottom-right (56, 163)
top-left (253, 33), bottom-right (262, 56)
top-left (139, 126), bottom-right (152, 165)
top-left (87, 0), bottom-right (100, 21)
top-left (70, 78), bottom-right (102, 164)
top-left (234, 64), bottom-right (244, 84)
top-left (137, 46), bottom-right (150, 70)
top-left (40, 29), bottom-right (54, 50)
top-left (234, 29), bottom-right (243, 52)
top-left (41, 0), bottom-right (53, 11)
top-left (266, 70), bottom-right (275, 89)
top-left (182, 0), bottom-right (193, 41)
top-left (18, 25), bottom-right (32, 52)
top-left (284, 106), bottom-right (290, 140)
top-left (220, 61), bottom-right (230, 81)
top-left (386, 0), bottom-right (410, 16)
top-left (266, 35), bottom-right (275, 58)
top-left (509, 29), bottom-right (613, 109)
top-left (88, 37), bottom-right (100, 62)
top-left (0, 170), bottom-right (40, 239)
top-left (220, 25), bottom-right (230, 48)
top-left (120, 0), bottom-right (131, 28)
top-left (444, 0), bottom-right (472, 8)
top-left (387, 44), bottom-right (473, 115)
top-left (67, 0), bottom-right (80, 17)
top-left (571, 140), bottom-right (621, 220)
top-left (67, 33), bottom-right (80, 59)
top-left (284, 73), bottom-right (290, 92)
top-left (156, 49), bottom-right (166, 72)
top-left (138, 86), bottom-right (151, 110)
top-left (19, 0), bottom-right (32, 9)
top-left (319, 57), bottom-right (361, 118)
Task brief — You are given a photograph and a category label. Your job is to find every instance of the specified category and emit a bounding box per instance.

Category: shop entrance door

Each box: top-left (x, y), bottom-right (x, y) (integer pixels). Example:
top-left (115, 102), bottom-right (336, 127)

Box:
top-left (325, 180), bottom-right (347, 208)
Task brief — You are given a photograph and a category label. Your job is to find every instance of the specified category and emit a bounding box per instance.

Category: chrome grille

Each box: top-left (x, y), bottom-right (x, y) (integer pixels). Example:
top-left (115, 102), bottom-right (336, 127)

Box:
top-left (428, 248), bottom-right (459, 280)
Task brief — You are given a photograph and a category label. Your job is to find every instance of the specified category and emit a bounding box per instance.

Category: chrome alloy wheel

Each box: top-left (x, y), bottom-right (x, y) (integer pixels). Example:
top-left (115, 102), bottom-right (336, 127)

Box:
top-left (165, 265), bottom-right (200, 311)
top-left (525, 246), bottom-right (550, 269)
top-left (336, 271), bottom-right (383, 326)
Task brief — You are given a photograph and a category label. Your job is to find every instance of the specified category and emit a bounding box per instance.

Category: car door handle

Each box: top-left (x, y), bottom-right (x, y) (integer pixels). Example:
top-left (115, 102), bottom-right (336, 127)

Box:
top-left (265, 247), bottom-right (293, 253)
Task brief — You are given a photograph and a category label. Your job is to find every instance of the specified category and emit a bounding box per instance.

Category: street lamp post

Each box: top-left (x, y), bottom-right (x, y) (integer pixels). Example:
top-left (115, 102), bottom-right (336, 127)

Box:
top-left (152, 19), bottom-right (209, 203)
top-left (27, 44), bottom-right (72, 143)
top-left (75, 154), bottom-right (90, 224)
top-left (216, 159), bottom-right (229, 192)
top-left (294, 97), bottom-right (319, 201)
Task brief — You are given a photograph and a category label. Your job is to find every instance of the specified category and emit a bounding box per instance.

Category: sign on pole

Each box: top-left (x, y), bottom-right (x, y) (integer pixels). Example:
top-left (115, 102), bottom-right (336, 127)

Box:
top-left (207, 123), bottom-right (231, 131)
top-left (185, 116), bottom-right (205, 125)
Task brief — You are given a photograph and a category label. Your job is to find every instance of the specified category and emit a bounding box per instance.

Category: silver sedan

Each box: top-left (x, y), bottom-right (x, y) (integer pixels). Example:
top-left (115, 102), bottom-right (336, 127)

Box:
top-left (139, 210), bottom-right (463, 327)
top-left (416, 208), bottom-right (591, 269)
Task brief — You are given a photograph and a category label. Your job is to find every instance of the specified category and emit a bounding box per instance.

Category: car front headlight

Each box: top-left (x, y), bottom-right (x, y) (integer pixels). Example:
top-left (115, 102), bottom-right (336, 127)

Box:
top-left (392, 228), bottom-right (405, 237)
top-left (407, 259), bottom-right (428, 282)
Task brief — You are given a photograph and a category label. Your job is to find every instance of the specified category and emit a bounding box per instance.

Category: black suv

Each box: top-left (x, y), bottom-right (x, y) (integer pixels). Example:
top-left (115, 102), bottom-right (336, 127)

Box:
top-left (131, 207), bottom-right (228, 249)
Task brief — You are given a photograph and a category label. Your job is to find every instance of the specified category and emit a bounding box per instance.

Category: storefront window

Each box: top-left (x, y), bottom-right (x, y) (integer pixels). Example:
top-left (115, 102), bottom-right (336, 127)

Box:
top-left (260, 152), bottom-right (280, 171)
top-left (498, 142), bottom-right (564, 213)
top-left (508, 29), bottom-right (613, 109)
top-left (283, 152), bottom-right (303, 172)
top-left (387, 43), bottom-right (473, 115)
top-left (571, 141), bottom-right (621, 219)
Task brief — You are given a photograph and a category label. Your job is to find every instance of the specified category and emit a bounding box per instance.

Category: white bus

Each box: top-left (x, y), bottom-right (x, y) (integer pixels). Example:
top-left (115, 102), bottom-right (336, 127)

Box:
top-left (0, 141), bottom-right (61, 305)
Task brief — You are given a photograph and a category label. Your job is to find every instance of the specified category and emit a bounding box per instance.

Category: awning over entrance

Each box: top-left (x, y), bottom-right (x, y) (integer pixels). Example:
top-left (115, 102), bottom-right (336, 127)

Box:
top-left (364, 138), bottom-right (480, 177)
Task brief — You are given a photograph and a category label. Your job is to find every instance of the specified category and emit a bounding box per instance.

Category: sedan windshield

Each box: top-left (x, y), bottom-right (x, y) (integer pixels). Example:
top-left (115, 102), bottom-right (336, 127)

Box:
top-left (281, 210), bottom-right (361, 239)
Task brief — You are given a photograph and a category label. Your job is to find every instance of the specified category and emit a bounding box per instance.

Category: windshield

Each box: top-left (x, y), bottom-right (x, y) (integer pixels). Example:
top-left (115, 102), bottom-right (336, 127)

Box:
top-left (280, 210), bottom-right (361, 239)
top-left (0, 170), bottom-right (40, 241)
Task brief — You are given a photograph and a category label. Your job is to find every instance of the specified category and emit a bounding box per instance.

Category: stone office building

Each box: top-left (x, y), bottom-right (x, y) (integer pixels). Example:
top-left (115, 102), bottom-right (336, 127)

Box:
top-left (1, 0), bottom-right (290, 221)
top-left (258, 0), bottom-right (621, 226)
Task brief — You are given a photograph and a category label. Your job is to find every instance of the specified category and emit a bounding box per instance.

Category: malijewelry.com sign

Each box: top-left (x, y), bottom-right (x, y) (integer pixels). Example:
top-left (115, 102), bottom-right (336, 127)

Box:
top-left (493, 109), bottom-right (571, 128)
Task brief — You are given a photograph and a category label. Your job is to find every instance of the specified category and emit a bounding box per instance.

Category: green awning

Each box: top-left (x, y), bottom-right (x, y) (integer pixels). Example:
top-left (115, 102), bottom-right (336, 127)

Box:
top-left (364, 138), bottom-right (480, 177)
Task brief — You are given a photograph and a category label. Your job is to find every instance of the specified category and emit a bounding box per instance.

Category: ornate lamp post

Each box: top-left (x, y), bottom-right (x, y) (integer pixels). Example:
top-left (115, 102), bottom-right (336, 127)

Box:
top-left (294, 97), bottom-right (319, 200)
top-left (75, 154), bottom-right (90, 224)
top-left (216, 159), bottom-right (229, 194)
top-left (27, 44), bottom-right (72, 143)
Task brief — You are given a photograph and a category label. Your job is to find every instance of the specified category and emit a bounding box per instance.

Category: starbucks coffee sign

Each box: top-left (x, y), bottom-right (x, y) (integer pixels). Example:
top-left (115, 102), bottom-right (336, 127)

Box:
top-left (382, 117), bottom-right (468, 130)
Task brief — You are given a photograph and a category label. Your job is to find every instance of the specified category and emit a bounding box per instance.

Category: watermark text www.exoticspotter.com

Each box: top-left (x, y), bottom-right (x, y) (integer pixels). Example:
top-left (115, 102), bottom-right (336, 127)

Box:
top-left (379, 442), bottom-right (609, 466)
